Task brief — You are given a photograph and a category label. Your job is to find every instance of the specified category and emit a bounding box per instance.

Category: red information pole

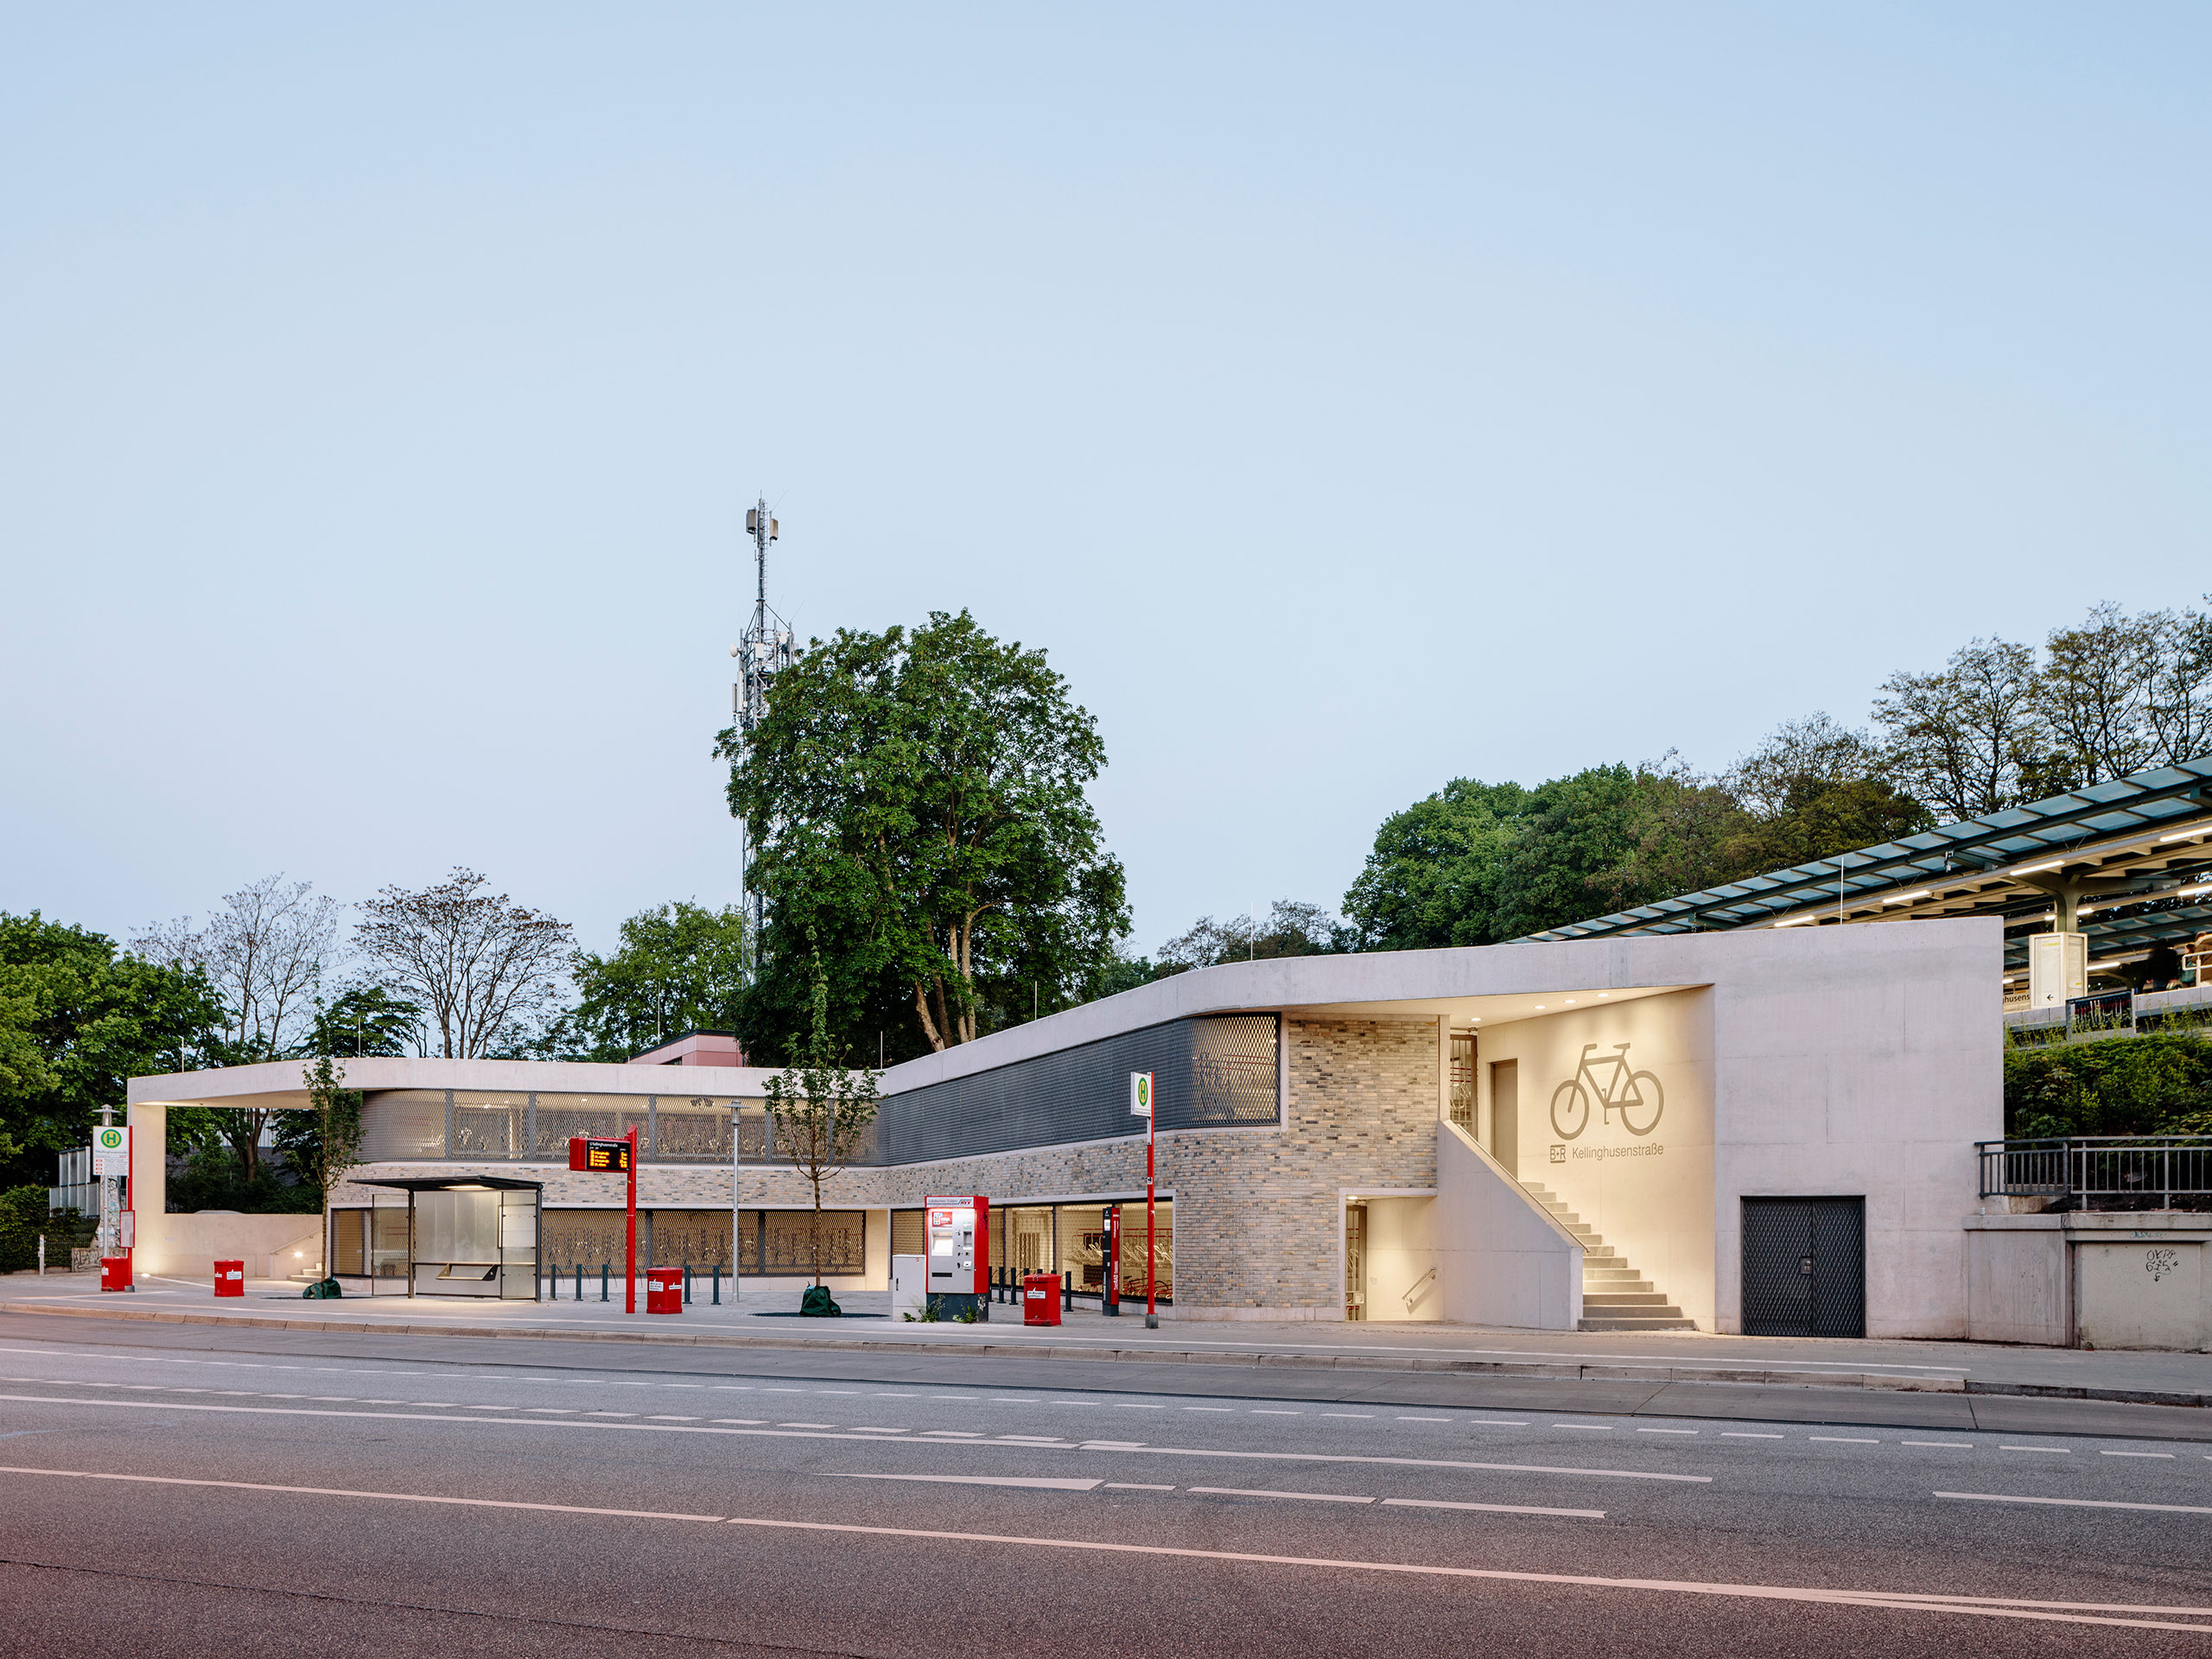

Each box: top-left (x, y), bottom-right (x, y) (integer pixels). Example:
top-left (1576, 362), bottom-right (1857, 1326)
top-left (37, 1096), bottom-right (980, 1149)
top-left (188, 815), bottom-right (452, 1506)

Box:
top-left (625, 1125), bottom-right (639, 1314)
top-left (1132, 1071), bottom-right (1158, 1330)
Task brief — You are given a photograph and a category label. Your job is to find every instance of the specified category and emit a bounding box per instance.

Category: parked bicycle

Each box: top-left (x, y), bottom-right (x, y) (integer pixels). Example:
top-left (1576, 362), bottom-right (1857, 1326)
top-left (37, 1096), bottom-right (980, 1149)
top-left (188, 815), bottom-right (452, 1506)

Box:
top-left (1550, 1042), bottom-right (1663, 1139)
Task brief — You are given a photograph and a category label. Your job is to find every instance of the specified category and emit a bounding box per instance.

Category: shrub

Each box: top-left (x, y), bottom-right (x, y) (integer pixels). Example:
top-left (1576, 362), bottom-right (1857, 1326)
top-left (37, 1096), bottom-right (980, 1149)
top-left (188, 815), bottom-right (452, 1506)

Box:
top-left (2005, 1031), bottom-right (2212, 1139)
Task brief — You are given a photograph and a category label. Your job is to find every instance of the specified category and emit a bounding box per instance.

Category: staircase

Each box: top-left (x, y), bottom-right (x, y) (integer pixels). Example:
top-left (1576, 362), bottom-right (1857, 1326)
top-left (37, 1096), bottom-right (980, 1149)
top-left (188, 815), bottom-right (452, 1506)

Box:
top-left (1520, 1182), bottom-right (1696, 1332)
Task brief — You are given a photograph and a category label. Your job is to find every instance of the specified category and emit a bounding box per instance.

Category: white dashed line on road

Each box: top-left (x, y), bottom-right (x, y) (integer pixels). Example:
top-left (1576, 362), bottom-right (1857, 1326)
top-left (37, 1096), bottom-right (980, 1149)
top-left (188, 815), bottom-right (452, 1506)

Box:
top-left (1903, 1441), bottom-right (1972, 1449)
top-left (1809, 1437), bottom-right (1878, 1445)
top-left (1382, 1497), bottom-right (1605, 1519)
top-left (1638, 1428), bottom-right (1696, 1435)
top-left (2102, 1451), bottom-right (2175, 1459)
top-left (1937, 1491), bottom-right (2212, 1516)
top-left (1192, 1486), bottom-right (1373, 1504)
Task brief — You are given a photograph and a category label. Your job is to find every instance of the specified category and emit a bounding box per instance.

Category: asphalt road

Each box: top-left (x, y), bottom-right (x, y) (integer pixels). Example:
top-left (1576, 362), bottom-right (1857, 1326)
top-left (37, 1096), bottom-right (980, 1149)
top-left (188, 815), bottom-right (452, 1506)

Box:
top-left (0, 1315), bottom-right (2208, 1656)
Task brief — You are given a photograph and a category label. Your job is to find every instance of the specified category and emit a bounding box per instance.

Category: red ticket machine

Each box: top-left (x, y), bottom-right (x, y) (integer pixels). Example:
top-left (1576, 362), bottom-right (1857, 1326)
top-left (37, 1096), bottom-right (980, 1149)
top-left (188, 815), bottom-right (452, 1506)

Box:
top-left (925, 1194), bottom-right (989, 1321)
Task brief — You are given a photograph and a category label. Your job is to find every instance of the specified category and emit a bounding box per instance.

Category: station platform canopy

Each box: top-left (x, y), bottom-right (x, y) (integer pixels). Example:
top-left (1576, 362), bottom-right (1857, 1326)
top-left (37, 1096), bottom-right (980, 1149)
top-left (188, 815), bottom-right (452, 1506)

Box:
top-left (1516, 755), bottom-right (2212, 981)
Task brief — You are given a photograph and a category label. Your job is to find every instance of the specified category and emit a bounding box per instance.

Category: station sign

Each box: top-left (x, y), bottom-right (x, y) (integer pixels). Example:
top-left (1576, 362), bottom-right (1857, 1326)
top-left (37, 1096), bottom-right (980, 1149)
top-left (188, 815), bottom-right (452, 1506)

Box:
top-left (568, 1135), bottom-right (632, 1173)
top-left (92, 1125), bottom-right (130, 1177)
top-left (1129, 1072), bottom-right (1154, 1118)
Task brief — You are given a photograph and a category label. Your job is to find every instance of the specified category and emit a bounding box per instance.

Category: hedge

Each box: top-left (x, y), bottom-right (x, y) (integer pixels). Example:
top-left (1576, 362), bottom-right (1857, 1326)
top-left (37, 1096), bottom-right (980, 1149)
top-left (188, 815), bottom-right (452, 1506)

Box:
top-left (2004, 1030), bottom-right (2212, 1140)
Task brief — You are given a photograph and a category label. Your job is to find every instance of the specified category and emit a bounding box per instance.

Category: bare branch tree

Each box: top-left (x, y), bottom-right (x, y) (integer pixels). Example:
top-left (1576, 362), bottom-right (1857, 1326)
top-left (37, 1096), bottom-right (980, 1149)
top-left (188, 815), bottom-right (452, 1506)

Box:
top-left (2147, 599), bottom-right (2212, 768)
top-left (353, 869), bottom-right (575, 1058)
top-left (1874, 638), bottom-right (2044, 820)
top-left (134, 874), bottom-right (340, 1181)
top-left (2041, 602), bottom-right (2164, 785)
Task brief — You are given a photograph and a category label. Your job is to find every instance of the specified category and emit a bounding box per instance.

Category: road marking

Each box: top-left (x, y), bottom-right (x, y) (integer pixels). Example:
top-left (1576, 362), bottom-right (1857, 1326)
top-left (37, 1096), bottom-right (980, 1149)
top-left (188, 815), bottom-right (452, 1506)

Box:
top-left (1381, 1497), bottom-right (1604, 1519)
top-left (827, 1473), bottom-right (1104, 1492)
top-left (1552, 1423), bottom-right (1611, 1431)
top-left (989, 1398), bottom-right (1040, 1404)
top-left (1184, 1407), bottom-right (1233, 1412)
top-left (1396, 1416), bottom-right (1448, 1423)
top-left (1104, 1483), bottom-right (1173, 1491)
top-left (1810, 1438), bottom-right (1878, 1445)
top-left (1323, 1414), bottom-right (1374, 1419)
top-left (1999, 1446), bottom-right (2069, 1453)
top-left (1937, 1492), bottom-right (2212, 1517)
top-left (2101, 1451), bottom-right (2174, 1459)
top-left (0, 1395), bottom-right (1710, 1479)
top-left (817, 1390), bottom-right (861, 1395)
top-left (647, 1415), bottom-right (699, 1421)
top-left (764, 1388), bottom-right (807, 1394)
top-left (1721, 1433), bottom-right (1782, 1440)
top-left (1904, 1441), bottom-right (1972, 1449)
top-left (1467, 1421), bottom-right (1529, 1427)
top-left (524, 1408), bottom-right (575, 1414)
top-left (1192, 1486), bottom-right (1374, 1504)
top-left (1252, 1409), bottom-right (1302, 1416)
top-left (1116, 1403), bottom-right (1165, 1409)
top-left (0, 1464), bottom-right (721, 1522)
top-left (712, 1419), bottom-right (766, 1426)
top-left (1637, 1428), bottom-right (1696, 1436)
top-left (779, 1422), bottom-right (835, 1429)
top-left (995, 1436), bottom-right (1065, 1445)
top-left (873, 1392), bottom-right (918, 1398)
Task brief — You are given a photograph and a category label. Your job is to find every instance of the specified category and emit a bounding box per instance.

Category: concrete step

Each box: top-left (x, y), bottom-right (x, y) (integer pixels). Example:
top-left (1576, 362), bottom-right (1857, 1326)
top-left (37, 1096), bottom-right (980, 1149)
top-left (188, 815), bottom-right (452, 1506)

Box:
top-left (1582, 1292), bottom-right (1674, 1308)
top-left (1583, 1279), bottom-right (1654, 1294)
top-left (1578, 1315), bottom-right (1699, 1332)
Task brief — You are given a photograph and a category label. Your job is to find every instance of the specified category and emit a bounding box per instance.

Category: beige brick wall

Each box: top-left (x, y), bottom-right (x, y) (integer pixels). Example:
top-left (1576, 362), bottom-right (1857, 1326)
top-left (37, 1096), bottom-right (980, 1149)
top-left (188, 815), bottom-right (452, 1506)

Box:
top-left (330, 1015), bottom-right (1440, 1315)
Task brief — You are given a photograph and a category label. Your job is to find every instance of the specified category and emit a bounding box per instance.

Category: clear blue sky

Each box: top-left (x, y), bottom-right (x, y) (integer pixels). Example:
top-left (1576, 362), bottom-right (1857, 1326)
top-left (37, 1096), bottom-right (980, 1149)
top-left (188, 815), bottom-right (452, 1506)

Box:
top-left (4, 5), bottom-right (2208, 960)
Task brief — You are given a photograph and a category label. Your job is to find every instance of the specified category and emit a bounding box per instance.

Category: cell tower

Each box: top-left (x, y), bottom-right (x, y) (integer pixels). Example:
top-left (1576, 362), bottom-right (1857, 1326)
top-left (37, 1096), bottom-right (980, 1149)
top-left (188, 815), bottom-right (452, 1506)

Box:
top-left (730, 497), bottom-right (794, 976)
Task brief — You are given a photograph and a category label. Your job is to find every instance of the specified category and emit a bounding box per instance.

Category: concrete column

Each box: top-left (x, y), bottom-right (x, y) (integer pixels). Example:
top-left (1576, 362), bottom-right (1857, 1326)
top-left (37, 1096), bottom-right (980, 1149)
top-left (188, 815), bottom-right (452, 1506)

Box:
top-left (125, 1102), bottom-right (165, 1274)
top-left (1436, 1017), bottom-right (1451, 1123)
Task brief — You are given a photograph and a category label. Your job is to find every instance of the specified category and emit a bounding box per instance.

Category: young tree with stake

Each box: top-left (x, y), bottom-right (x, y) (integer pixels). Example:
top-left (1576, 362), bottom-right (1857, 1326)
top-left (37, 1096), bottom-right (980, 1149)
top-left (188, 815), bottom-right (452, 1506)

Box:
top-left (764, 954), bottom-right (880, 1294)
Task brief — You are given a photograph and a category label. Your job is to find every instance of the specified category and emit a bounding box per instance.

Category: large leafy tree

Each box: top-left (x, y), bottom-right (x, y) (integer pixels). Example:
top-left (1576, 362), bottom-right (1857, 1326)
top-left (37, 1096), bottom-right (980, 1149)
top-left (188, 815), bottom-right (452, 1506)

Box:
top-left (0, 912), bottom-right (220, 1191)
top-left (720, 610), bottom-right (1128, 1060)
top-left (566, 902), bottom-right (750, 1062)
top-left (1340, 779), bottom-right (1530, 950)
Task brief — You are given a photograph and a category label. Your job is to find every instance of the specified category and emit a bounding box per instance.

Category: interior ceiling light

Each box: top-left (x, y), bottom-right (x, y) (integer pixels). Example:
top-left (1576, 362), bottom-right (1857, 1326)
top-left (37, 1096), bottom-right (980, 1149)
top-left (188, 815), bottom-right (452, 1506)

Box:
top-left (1598, 992), bottom-right (1611, 998)
top-left (1565, 998), bottom-right (1577, 1005)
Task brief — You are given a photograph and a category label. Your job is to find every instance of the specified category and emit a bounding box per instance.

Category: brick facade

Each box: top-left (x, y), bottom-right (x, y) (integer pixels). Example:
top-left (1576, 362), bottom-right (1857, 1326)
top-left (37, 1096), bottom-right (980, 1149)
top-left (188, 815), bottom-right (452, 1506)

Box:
top-left (329, 1015), bottom-right (1442, 1317)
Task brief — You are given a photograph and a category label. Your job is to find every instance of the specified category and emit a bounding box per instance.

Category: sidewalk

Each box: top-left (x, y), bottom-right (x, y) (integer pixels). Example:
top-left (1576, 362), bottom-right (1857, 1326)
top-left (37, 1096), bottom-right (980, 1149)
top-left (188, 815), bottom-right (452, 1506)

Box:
top-left (5, 1270), bottom-right (2207, 1409)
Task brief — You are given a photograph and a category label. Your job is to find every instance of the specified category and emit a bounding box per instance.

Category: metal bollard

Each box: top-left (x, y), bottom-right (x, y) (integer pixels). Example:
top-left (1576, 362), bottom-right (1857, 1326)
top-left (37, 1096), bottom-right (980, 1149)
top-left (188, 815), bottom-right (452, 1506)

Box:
top-left (575, 1263), bottom-right (584, 1301)
top-left (683, 1263), bottom-right (693, 1304)
top-left (1063, 1271), bottom-right (1072, 1312)
top-left (710, 1263), bottom-right (721, 1306)
top-left (601, 1262), bottom-right (609, 1302)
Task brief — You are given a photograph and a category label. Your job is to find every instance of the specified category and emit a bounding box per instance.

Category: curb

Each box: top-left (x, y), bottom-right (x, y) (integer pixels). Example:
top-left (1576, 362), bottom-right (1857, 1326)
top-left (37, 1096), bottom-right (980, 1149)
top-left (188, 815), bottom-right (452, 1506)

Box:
top-left (4, 1300), bottom-right (2202, 1411)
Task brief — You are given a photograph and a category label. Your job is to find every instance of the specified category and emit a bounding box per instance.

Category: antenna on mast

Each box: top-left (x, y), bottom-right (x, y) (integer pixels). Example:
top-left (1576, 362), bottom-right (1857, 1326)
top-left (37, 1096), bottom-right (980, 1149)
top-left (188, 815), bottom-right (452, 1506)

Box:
top-left (731, 497), bottom-right (794, 980)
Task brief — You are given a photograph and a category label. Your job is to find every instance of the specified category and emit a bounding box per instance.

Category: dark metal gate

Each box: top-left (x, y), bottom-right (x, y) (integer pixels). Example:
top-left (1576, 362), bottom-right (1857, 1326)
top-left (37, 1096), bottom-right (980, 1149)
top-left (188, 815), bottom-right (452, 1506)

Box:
top-left (1741, 1198), bottom-right (1865, 1338)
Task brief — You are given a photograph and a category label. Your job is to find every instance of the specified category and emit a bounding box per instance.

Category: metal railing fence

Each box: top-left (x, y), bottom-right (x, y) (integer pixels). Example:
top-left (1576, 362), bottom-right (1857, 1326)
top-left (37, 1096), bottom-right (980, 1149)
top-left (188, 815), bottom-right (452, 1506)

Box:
top-left (1977, 1136), bottom-right (2212, 1207)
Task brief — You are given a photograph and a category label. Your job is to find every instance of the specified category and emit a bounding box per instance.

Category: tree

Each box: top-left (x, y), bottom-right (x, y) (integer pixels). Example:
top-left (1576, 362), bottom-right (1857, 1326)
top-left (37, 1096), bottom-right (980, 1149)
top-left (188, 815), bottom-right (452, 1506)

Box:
top-left (1341, 779), bottom-right (1531, 950)
top-left (567, 902), bottom-right (749, 1063)
top-left (2145, 598), bottom-right (2212, 767)
top-left (135, 875), bottom-right (340, 1183)
top-left (1874, 638), bottom-right (2045, 820)
top-left (1723, 714), bottom-right (1932, 870)
top-left (2039, 602), bottom-right (2165, 787)
top-left (308, 983), bottom-right (423, 1058)
top-left (0, 913), bottom-right (220, 1191)
top-left (721, 610), bottom-right (1128, 1058)
top-left (275, 1049), bottom-right (364, 1221)
top-left (1158, 900), bottom-right (1352, 973)
top-left (354, 869), bottom-right (575, 1058)
top-left (764, 956), bottom-right (881, 1287)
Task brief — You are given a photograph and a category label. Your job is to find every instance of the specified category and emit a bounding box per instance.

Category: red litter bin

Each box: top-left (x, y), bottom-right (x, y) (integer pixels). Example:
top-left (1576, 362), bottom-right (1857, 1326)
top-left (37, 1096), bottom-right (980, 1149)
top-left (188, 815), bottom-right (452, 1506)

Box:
top-left (213, 1259), bottom-right (245, 1297)
top-left (1023, 1272), bottom-right (1062, 1327)
top-left (645, 1267), bottom-right (683, 1314)
top-left (99, 1255), bottom-right (133, 1294)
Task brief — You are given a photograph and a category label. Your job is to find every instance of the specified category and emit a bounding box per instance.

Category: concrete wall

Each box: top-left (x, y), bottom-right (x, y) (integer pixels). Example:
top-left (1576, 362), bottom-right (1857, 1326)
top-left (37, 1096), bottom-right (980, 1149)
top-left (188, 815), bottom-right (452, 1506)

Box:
top-left (1360, 1194), bottom-right (1440, 1322)
top-left (1434, 1121), bottom-right (1582, 1329)
top-left (137, 1211), bottom-right (323, 1280)
top-left (1967, 1213), bottom-right (2212, 1351)
top-left (1477, 988), bottom-right (1713, 1325)
top-left (1709, 921), bottom-right (1998, 1338)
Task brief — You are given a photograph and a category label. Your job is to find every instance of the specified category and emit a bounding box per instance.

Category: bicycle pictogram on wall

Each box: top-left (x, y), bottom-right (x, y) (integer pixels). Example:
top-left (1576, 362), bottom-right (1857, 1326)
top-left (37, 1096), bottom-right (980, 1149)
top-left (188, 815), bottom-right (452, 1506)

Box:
top-left (1549, 1042), bottom-right (1664, 1140)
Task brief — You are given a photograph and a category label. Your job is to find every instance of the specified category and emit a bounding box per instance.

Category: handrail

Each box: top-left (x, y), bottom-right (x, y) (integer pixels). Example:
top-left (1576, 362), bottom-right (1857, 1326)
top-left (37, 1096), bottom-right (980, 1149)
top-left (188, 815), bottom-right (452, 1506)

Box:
top-left (1977, 1135), bottom-right (2212, 1205)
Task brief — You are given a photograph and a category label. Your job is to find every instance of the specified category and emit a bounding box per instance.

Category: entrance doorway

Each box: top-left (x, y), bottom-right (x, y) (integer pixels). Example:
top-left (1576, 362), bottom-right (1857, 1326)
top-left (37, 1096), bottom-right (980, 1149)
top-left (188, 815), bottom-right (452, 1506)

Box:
top-left (1344, 1202), bottom-right (1368, 1321)
top-left (1741, 1197), bottom-right (1865, 1337)
top-left (1489, 1060), bottom-right (1517, 1173)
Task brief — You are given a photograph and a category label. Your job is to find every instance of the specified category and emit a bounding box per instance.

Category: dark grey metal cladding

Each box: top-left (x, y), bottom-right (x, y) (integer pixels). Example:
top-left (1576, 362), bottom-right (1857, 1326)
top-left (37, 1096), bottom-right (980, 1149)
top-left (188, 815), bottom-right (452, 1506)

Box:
top-left (1741, 1196), bottom-right (1866, 1338)
top-left (854, 1014), bottom-right (1281, 1166)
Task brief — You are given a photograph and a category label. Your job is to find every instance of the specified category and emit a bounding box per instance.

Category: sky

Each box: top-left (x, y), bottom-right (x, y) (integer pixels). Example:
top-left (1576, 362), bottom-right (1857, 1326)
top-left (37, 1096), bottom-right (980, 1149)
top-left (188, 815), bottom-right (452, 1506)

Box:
top-left (3, 4), bottom-right (2209, 962)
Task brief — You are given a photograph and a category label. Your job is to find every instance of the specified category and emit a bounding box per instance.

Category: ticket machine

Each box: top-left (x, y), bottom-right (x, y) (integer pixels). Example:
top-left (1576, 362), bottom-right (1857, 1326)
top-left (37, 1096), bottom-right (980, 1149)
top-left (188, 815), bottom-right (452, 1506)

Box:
top-left (925, 1194), bottom-right (990, 1320)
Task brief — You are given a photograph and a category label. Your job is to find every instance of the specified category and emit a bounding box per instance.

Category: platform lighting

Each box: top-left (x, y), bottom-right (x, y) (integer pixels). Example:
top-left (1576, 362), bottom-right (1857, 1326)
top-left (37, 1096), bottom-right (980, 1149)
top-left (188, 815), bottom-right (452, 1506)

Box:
top-left (1598, 992), bottom-right (1611, 998)
top-left (2011, 859), bottom-right (2065, 876)
top-left (1885, 889), bottom-right (1933, 905)
top-left (2158, 830), bottom-right (2205, 843)
top-left (2181, 882), bottom-right (2212, 898)
top-left (1774, 914), bottom-right (1817, 927)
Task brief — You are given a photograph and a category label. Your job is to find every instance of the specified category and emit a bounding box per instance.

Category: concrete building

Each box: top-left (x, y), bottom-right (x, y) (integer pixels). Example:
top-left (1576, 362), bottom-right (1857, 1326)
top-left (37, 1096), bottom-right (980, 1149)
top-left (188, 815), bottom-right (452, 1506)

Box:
top-left (127, 919), bottom-right (1998, 1337)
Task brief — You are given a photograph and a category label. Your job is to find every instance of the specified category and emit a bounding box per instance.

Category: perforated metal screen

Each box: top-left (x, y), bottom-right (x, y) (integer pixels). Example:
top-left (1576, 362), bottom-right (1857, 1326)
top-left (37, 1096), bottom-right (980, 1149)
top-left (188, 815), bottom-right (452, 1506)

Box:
top-left (855, 1014), bottom-right (1280, 1166)
top-left (1741, 1197), bottom-right (1866, 1338)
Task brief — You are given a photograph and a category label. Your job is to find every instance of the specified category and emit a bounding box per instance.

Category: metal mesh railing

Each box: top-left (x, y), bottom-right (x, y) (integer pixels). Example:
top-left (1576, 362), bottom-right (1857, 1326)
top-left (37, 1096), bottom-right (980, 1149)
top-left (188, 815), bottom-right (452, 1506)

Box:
top-left (1978, 1136), bottom-right (2212, 1208)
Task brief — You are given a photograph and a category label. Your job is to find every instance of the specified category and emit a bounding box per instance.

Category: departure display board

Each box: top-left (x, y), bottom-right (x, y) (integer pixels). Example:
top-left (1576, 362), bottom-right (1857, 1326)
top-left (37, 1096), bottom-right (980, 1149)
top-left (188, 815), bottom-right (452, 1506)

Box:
top-left (568, 1135), bottom-right (632, 1173)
